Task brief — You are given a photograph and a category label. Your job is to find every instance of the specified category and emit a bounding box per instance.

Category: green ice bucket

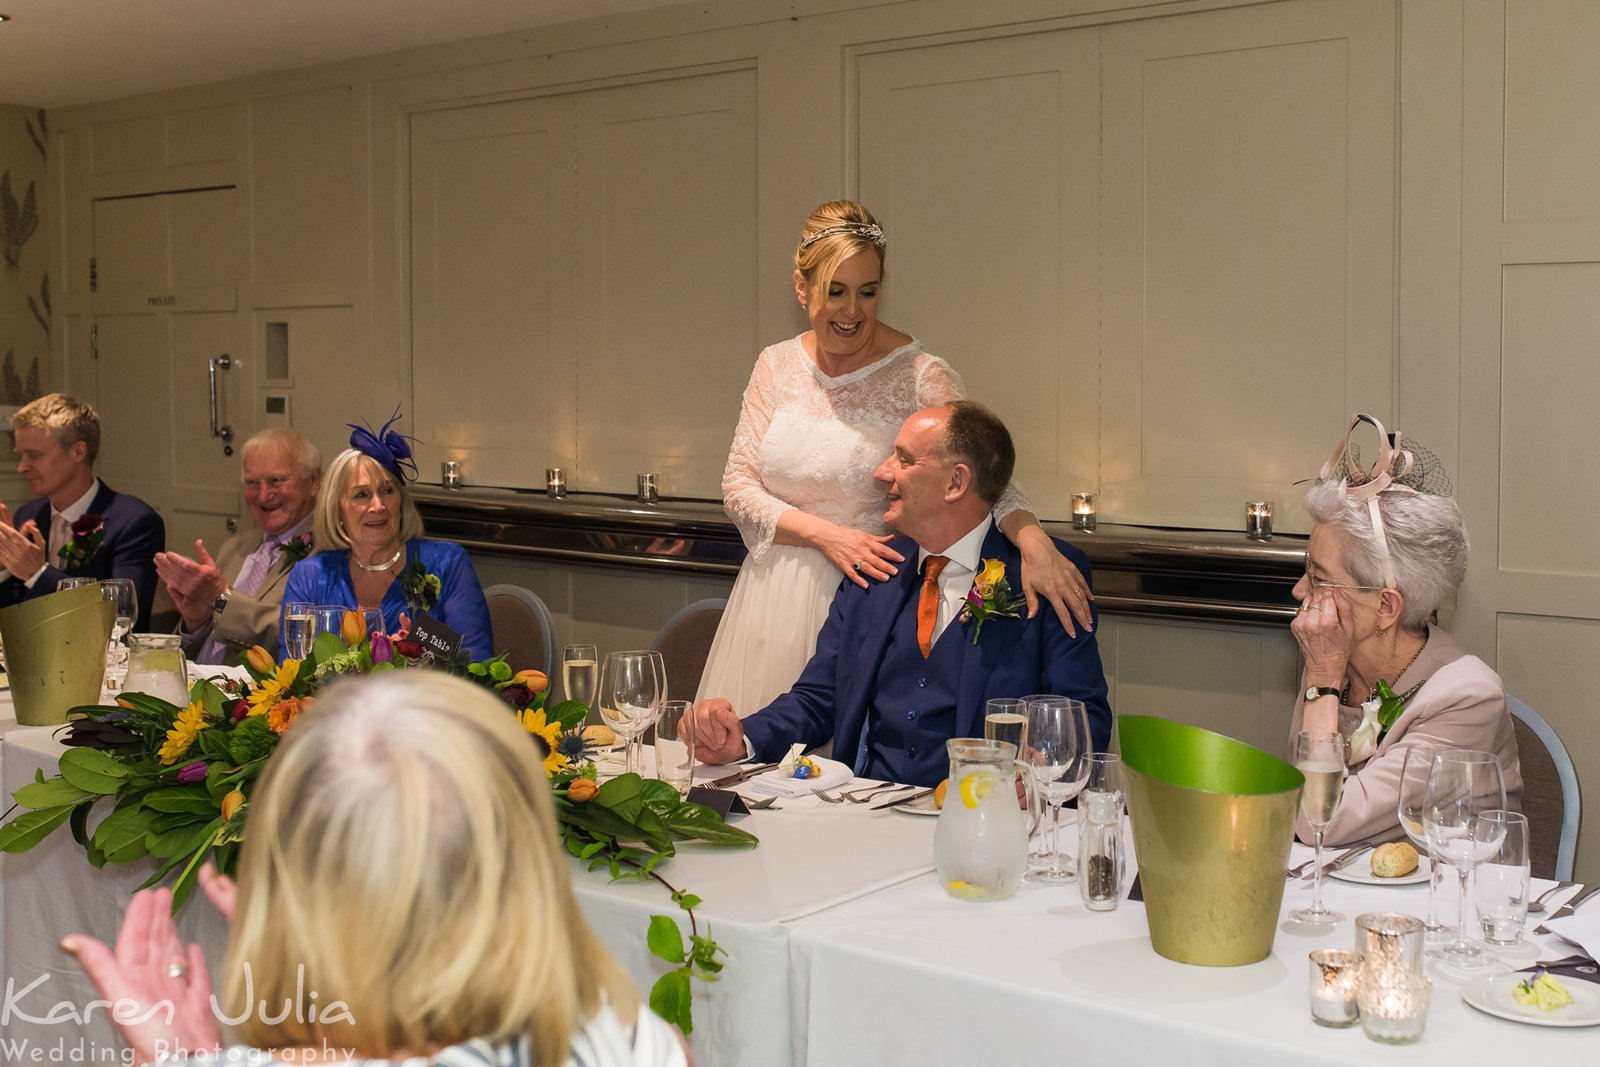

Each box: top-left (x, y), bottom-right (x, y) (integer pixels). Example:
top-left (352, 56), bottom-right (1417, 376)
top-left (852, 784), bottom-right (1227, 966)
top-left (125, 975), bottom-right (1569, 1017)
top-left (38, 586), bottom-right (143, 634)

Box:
top-left (0, 584), bottom-right (115, 726)
top-left (1121, 715), bottom-right (1304, 966)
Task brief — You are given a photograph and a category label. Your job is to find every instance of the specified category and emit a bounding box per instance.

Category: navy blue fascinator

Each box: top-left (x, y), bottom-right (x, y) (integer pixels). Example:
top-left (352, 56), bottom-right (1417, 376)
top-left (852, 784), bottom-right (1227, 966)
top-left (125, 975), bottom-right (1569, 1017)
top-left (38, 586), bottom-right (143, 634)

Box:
top-left (347, 407), bottom-right (419, 483)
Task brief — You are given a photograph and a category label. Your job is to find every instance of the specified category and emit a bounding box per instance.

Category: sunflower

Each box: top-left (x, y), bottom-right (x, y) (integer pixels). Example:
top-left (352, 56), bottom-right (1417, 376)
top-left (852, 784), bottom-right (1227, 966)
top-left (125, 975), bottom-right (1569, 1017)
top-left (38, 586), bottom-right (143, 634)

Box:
top-left (157, 701), bottom-right (209, 765)
top-left (246, 658), bottom-right (302, 717)
top-left (517, 707), bottom-right (568, 776)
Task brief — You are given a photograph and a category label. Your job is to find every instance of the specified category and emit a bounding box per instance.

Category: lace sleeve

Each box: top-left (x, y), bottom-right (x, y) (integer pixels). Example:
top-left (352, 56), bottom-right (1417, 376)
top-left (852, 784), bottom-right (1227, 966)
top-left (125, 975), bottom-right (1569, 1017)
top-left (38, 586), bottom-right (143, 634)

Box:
top-left (914, 355), bottom-right (1031, 520)
top-left (721, 351), bottom-right (792, 561)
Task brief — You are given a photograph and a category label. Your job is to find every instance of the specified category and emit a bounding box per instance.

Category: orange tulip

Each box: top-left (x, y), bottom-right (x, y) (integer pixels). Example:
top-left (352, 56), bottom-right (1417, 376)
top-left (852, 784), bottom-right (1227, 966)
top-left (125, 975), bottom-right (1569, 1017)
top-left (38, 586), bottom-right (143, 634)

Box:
top-left (245, 645), bottom-right (275, 674)
top-left (220, 790), bottom-right (245, 823)
top-left (340, 609), bottom-right (365, 647)
top-left (567, 778), bottom-right (599, 803)
top-left (512, 669), bottom-right (549, 694)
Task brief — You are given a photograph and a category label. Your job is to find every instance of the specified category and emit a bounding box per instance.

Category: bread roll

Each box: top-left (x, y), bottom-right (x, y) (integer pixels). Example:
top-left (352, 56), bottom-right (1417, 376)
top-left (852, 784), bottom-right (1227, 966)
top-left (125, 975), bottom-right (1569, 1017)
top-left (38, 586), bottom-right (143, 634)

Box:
top-left (1370, 841), bottom-right (1420, 878)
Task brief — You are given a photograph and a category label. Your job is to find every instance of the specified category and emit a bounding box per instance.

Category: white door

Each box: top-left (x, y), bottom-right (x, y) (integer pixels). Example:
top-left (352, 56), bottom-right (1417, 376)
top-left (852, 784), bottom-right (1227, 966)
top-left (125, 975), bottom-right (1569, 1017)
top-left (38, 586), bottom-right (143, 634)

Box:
top-left (90, 187), bottom-right (246, 555)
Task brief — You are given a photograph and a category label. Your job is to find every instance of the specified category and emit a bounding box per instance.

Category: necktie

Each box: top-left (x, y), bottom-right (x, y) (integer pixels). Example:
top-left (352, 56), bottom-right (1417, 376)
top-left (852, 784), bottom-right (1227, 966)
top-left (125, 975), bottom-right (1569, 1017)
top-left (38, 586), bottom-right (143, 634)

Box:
top-left (48, 512), bottom-right (71, 565)
top-left (199, 536), bottom-right (281, 664)
top-left (917, 555), bottom-right (950, 658)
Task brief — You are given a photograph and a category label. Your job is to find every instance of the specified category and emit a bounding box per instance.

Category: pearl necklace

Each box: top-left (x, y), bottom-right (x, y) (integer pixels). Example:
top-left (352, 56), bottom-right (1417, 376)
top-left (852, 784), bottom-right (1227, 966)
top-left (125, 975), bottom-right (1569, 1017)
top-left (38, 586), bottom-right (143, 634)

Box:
top-left (352, 545), bottom-right (404, 573)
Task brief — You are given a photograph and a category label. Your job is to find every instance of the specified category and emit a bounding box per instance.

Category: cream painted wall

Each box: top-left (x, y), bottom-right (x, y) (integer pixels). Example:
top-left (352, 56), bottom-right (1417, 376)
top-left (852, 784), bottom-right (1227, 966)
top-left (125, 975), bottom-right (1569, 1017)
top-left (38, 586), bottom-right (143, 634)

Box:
top-left (38, 0), bottom-right (1600, 877)
top-left (0, 103), bottom-right (49, 502)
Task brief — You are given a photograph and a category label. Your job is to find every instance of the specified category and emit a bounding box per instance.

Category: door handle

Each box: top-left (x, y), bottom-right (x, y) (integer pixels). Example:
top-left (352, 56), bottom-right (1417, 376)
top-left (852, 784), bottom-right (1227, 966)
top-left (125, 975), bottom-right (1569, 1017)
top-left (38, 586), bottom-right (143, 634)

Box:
top-left (208, 355), bottom-right (234, 446)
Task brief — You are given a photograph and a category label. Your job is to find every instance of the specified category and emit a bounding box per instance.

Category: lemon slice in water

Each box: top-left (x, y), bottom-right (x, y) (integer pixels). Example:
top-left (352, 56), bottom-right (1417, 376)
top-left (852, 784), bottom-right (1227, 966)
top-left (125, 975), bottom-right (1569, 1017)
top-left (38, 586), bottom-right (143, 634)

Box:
top-left (959, 771), bottom-right (998, 809)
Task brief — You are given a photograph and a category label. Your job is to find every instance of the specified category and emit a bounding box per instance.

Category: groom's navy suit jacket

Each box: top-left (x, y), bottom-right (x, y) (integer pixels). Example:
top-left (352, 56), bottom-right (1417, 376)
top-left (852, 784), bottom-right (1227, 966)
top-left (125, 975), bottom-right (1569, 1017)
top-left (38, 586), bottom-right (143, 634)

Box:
top-left (0, 482), bottom-right (165, 629)
top-left (743, 523), bottom-right (1111, 784)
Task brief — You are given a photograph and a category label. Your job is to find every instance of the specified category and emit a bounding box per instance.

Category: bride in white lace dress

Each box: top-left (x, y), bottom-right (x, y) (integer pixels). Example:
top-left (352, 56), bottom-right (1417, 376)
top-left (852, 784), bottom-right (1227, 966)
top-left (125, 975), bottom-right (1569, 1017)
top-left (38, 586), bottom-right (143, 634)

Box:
top-left (696, 201), bottom-right (1095, 716)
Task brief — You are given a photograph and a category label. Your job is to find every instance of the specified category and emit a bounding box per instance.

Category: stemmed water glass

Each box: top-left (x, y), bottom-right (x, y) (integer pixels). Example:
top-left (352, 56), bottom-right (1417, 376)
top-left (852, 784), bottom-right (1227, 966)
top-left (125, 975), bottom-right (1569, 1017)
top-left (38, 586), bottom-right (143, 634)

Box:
top-left (1424, 749), bottom-right (1506, 975)
top-left (1021, 696), bottom-right (1091, 884)
top-left (1289, 730), bottom-right (1346, 926)
top-left (598, 650), bottom-right (663, 775)
top-left (1397, 744), bottom-right (1454, 941)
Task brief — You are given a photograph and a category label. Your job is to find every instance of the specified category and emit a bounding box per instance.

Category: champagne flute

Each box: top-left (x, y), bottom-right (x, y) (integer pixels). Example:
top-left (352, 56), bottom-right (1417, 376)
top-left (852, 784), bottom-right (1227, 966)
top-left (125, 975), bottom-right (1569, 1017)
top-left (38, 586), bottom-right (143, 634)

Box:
top-left (1424, 749), bottom-right (1506, 974)
top-left (562, 643), bottom-right (599, 709)
top-left (1290, 731), bottom-right (1346, 926)
top-left (100, 578), bottom-right (137, 688)
top-left (1397, 743), bottom-right (1454, 941)
top-left (983, 698), bottom-right (1028, 750)
top-left (283, 601), bottom-right (317, 659)
top-left (1022, 696), bottom-right (1091, 884)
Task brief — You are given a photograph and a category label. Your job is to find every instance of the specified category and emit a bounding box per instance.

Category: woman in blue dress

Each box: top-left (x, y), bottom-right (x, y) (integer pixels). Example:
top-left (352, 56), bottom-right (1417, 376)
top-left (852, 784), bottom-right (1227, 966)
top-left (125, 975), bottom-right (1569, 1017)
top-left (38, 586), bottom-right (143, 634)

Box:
top-left (283, 420), bottom-right (493, 660)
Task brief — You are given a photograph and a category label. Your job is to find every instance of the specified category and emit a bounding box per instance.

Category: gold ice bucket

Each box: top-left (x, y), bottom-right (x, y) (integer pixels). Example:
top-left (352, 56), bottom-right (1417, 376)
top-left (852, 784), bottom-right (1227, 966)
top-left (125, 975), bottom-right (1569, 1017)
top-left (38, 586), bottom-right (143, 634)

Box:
top-left (1121, 715), bottom-right (1304, 966)
top-left (0, 584), bottom-right (115, 726)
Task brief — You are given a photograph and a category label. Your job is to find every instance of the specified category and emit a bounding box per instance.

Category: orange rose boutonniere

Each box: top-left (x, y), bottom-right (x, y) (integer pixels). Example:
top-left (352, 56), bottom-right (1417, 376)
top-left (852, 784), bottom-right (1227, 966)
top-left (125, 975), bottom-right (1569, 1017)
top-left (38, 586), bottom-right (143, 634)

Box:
top-left (960, 558), bottom-right (1026, 644)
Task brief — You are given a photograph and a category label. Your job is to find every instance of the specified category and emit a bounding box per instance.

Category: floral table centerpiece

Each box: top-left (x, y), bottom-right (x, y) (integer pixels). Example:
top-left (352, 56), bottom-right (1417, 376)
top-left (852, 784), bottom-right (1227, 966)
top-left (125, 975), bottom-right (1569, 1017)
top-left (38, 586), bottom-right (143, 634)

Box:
top-left (0, 612), bottom-right (754, 1032)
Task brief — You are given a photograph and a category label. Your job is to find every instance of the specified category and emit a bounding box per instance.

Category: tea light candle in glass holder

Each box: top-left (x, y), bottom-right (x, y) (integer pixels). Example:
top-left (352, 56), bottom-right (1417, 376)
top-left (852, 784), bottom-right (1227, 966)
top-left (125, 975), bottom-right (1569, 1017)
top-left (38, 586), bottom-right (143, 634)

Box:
top-left (441, 460), bottom-right (463, 489)
top-left (546, 468), bottom-right (567, 499)
top-left (1358, 969), bottom-right (1431, 1044)
top-left (1245, 501), bottom-right (1274, 541)
top-left (1308, 949), bottom-right (1363, 1028)
top-left (1354, 912), bottom-right (1425, 977)
top-left (1072, 492), bottom-right (1097, 531)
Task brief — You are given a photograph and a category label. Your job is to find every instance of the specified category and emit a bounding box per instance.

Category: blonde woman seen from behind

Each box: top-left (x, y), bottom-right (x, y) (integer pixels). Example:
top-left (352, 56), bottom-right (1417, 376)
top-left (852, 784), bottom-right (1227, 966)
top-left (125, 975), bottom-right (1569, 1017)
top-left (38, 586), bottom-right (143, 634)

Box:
top-left (61, 671), bottom-right (689, 1067)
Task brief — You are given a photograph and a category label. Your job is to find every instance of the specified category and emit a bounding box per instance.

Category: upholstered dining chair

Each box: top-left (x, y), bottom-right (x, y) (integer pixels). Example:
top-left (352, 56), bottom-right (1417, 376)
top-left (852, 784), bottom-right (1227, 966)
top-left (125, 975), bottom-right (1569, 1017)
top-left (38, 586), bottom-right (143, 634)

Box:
top-left (1506, 694), bottom-right (1581, 881)
top-left (650, 598), bottom-right (726, 703)
top-left (484, 583), bottom-right (557, 676)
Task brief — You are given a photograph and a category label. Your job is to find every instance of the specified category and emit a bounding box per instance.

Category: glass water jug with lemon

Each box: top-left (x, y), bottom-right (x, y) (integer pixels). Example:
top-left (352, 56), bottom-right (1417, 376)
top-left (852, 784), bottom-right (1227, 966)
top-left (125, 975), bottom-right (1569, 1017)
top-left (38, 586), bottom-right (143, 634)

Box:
top-left (934, 738), bottom-right (1038, 902)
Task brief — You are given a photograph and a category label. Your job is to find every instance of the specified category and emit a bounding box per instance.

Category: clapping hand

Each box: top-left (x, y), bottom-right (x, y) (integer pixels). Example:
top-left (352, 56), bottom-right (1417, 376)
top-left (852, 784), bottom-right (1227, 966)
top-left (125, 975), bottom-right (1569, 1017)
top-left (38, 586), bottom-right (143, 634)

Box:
top-left (0, 502), bottom-right (48, 579)
top-left (154, 540), bottom-right (227, 630)
top-left (58, 888), bottom-right (221, 1067)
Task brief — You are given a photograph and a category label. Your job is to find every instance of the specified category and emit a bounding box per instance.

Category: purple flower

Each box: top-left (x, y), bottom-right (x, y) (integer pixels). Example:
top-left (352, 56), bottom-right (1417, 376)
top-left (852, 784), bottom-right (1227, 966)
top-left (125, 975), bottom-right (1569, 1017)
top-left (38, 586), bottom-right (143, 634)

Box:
top-left (965, 588), bottom-right (984, 609)
top-left (499, 683), bottom-right (533, 708)
top-left (370, 632), bottom-right (393, 664)
top-left (176, 760), bottom-right (209, 784)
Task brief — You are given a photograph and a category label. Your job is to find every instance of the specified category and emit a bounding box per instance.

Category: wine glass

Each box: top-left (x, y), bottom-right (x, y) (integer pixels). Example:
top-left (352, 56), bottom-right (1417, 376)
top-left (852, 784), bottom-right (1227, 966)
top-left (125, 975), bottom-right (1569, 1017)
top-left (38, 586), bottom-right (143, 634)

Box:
top-left (99, 578), bottom-right (137, 687)
top-left (598, 651), bottom-right (662, 775)
top-left (1022, 696), bottom-right (1091, 884)
top-left (1424, 749), bottom-right (1506, 974)
top-left (1397, 743), bottom-right (1454, 941)
top-left (283, 601), bottom-right (316, 659)
top-left (562, 644), bottom-right (599, 709)
top-left (1290, 731), bottom-right (1346, 926)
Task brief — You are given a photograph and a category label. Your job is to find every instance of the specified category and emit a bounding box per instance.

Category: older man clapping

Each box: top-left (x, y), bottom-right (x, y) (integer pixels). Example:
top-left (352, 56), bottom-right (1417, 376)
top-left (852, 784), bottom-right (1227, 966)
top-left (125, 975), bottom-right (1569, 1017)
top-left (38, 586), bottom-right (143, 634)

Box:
top-left (156, 427), bottom-right (321, 664)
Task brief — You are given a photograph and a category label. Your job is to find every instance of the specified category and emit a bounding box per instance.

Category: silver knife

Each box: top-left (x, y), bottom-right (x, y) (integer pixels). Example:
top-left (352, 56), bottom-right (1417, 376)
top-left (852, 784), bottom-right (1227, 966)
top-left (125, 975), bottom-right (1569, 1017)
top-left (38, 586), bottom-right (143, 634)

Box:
top-left (705, 762), bottom-right (781, 789)
top-left (1543, 883), bottom-right (1600, 923)
top-left (1306, 846), bottom-right (1368, 880)
top-left (871, 787), bottom-right (935, 811)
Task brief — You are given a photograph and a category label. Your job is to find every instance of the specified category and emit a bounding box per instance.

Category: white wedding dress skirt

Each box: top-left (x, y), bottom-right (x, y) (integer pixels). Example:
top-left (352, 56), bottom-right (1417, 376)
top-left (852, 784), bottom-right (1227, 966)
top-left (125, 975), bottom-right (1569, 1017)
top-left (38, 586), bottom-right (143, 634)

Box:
top-left (694, 543), bottom-right (843, 717)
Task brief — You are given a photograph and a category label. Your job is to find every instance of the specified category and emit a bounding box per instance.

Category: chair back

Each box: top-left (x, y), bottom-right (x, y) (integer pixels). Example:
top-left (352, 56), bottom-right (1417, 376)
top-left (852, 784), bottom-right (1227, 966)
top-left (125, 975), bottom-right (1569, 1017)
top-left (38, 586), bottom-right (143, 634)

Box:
top-left (1506, 694), bottom-right (1581, 881)
top-left (484, 583), bottom-right (557, 676)
top-left (651, 598), bottom-right (727, 703)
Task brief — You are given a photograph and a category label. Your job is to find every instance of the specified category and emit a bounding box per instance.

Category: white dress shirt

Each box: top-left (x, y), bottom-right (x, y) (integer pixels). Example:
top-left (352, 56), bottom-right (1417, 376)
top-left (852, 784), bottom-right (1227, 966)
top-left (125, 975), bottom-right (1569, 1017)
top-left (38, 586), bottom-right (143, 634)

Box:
top-left (916, 516), bottom-right (994, 647)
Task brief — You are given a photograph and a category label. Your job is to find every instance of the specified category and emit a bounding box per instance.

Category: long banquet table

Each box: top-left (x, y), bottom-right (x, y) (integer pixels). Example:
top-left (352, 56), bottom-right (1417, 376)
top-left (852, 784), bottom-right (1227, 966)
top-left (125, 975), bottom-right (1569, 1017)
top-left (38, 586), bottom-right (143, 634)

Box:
top-left (3, 709), bottom-right (1595, 1065)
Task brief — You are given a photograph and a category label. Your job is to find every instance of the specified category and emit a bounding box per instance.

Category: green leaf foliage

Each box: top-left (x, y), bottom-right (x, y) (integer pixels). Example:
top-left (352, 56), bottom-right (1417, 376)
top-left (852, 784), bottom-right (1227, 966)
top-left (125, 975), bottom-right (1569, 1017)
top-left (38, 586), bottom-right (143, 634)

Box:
top-left (646, 915), bottom-right (687, 964)
top-left (142, 787), bottom-right (217, 816)
top-left (649, 972), bottom-right (694, 1036)
top-left (0, 806), bottom-right (76, 853)
top-left (13, 775), bottom-right (94, 810)
top-left (58, 748), bottom-right (134, 794)
top-left (92, 805), bottom-right (153, 863)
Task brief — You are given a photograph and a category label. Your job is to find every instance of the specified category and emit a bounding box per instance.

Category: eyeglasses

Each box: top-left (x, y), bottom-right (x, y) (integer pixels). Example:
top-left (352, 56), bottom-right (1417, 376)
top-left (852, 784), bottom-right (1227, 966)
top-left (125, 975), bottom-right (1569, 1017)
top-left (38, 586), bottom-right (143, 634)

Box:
top-left (1303, 571), bottom-right (1389, 594)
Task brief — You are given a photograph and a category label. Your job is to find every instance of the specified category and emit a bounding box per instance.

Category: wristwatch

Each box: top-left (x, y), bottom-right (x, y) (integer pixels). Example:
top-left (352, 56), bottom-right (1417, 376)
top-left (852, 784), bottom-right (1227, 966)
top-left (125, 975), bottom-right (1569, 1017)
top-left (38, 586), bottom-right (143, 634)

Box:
top-left (1305, 685), bottom-right (1341, 703)
top-left (213, 588), bottom-right (231, 615)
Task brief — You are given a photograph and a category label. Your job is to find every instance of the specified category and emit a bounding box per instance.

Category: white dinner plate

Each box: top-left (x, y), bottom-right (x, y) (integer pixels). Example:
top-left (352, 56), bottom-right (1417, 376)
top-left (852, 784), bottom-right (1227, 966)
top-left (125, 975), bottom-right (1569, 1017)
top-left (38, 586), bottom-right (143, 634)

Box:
top-left (1327, 849), bottom-right (1431, 886)
top-left (1461, 974), bottom-right (1600, 1027)
top-left (891, 792), bottom-right (940, 817)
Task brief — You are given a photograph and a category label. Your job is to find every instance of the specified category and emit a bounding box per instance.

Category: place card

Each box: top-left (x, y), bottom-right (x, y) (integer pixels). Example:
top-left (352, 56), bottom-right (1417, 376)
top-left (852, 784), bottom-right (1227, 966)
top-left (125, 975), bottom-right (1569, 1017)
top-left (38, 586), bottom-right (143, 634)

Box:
top-left (688, 786), bottom-right (751, 819)
top-left (409, 615), bottom-right (464, 659)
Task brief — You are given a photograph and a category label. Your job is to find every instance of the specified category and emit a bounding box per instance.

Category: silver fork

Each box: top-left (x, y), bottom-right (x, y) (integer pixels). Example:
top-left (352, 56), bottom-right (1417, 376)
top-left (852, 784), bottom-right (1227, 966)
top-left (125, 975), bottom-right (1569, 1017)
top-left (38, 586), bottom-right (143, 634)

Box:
top-left (843, 782), bottom-right (910, 804)
top-left (811, 787), bottom-right (846, 803)
top-left (1528, 880), bottom-right (1575, 917)
top-left (1286, 857), bottom-right (1318, 878)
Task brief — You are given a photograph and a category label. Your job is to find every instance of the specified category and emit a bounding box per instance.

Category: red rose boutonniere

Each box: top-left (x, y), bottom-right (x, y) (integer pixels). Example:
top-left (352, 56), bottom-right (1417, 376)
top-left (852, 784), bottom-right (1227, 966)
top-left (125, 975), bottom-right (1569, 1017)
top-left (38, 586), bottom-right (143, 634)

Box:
top-left (278, 530), bottom-right (315, 566)
top-left (59, 514), bottom-right (106, 575)
top-left (959, 558), bottom-right (1026, 644)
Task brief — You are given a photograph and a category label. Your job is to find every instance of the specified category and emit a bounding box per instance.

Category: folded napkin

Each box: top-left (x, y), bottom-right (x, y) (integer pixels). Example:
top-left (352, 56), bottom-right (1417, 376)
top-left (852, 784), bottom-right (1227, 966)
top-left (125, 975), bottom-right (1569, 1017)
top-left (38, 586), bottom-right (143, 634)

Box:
top-left (746, 756), bottom-right (853, 798)
top-left (1542, 910), bottom-right (1600, 966)
top-left (1521, 955), bottom-right (1600, 987)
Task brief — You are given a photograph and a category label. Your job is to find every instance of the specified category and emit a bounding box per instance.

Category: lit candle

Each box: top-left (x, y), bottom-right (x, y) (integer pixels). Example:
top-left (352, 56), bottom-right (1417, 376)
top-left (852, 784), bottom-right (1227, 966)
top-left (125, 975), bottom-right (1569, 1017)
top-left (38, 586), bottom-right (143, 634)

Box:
top-left (1072, 492), bottom-right (1097, 531)
top-left (1245, 501), bottom-right (1273, 541)
top-left (440, 460), bottom-right (463, 489)
top-left (1358, 969), bottom-right (1431, 1044)
top-left (1308, 949), bottom-right (1362, 1028)
top-left (546, 467), bottom-right (567, 498)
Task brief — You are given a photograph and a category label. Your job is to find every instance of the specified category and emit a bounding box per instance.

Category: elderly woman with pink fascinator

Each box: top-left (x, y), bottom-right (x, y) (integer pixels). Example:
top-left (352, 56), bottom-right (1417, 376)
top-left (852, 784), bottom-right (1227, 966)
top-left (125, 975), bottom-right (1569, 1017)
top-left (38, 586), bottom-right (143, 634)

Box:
top-left (1286, 413), bottom-right (1520, 846)
top-left (281, 412), bottom-right (493, 659)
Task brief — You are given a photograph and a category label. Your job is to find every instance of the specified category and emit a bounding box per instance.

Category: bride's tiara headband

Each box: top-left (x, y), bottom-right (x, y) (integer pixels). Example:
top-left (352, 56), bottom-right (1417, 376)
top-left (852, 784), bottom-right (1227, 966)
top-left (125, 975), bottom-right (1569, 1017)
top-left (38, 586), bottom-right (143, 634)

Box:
top-left (798, 222), bottom-right (886, 252)
top-left (347, 407), bottom-right (419, 484)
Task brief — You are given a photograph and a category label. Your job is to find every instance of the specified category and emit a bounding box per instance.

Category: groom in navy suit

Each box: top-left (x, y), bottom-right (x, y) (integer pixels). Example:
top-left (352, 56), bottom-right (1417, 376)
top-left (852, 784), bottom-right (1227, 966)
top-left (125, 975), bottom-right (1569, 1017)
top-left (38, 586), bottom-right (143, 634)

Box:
top-left (691, 401), bottom-right (1110, 786)
top-left (0, 394), bottom-right (165, 629)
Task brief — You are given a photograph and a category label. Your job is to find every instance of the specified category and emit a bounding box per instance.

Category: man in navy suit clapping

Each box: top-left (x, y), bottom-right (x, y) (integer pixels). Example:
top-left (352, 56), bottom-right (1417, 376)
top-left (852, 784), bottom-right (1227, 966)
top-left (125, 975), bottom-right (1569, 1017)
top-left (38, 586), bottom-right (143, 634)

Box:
top-left (690, 401), bottom-right (1110, 786)
top-left (0, 394), bottom-right (165, 629)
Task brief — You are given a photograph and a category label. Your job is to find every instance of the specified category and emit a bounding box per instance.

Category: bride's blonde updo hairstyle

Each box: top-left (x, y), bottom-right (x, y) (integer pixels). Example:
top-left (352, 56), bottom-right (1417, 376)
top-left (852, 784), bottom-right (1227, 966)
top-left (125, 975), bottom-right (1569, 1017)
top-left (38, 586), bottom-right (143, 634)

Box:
top-left (794, 199), bottom-right (888, 305)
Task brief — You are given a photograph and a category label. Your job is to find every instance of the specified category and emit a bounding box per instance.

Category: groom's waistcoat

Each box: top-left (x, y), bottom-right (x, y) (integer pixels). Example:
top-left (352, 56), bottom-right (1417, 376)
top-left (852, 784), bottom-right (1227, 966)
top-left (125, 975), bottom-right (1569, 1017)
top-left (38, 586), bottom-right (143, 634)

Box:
top-left (862, 595), bottom-right (965, 786)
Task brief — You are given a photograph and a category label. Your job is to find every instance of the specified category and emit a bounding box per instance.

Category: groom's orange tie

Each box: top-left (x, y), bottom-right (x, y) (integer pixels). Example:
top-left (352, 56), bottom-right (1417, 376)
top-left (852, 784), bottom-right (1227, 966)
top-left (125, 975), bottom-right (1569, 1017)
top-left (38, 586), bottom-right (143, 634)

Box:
top-left (917, 555), bottom-right (950, 658)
